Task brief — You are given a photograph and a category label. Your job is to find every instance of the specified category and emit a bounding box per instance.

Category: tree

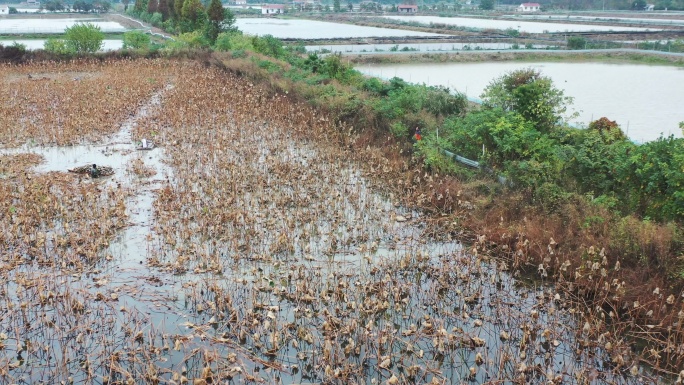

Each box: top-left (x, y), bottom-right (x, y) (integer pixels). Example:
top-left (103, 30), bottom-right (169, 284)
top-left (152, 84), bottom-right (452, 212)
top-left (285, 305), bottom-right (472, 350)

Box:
top-left (158, 0), bottom-right (170, 19)
top-left (147, 0), bottom-right (158, 14)
top-left (174, 0), bottom-right (185, 19)
top-left (205, 0), bottom-right (227, 42)
top-left (479, 0), bottom-right (494, 10)
top-left (123, 30), bottom-right (151, 49)
top-left (44, 0), bottom-right (65, 11)
top-left (182, 0), bottom-right (206, 31)
top-left (334, 0), bottom-right (340, 11)
top-left (122, 0), bottom-right (130, 11)
top-left (134, 0), bottom-right (148, 12)
top-left (480, 68), bottom-right (575, 133)
top-left (64, 22), bottom-right (104, 54)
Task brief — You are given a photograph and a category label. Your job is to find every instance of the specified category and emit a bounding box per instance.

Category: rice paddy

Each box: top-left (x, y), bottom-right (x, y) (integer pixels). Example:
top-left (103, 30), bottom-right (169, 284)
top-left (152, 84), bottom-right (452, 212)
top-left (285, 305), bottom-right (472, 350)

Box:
top-left (0, 58), bottom-right (678, 384)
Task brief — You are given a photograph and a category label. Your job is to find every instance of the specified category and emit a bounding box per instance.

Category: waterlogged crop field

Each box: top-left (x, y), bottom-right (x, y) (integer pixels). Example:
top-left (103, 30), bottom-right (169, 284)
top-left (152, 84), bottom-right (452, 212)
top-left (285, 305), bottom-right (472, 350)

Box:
top-left (0, 19), bottom-right (127, 34)
top-left (0, 59), bottom-right (674, 384)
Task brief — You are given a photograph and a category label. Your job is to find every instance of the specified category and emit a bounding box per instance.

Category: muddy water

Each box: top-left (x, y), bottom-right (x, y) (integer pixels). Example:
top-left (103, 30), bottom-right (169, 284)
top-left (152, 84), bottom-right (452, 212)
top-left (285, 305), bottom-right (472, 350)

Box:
top-left (0, 85), bottom-right (188, 382)
top-left (358, 61), bottom-right (684, 142)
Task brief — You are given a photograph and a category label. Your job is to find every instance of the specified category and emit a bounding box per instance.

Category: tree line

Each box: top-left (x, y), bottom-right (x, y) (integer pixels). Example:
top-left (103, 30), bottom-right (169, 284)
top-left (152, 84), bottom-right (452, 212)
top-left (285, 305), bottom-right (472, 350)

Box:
top-left (127, 0), bottom-right (236, 44)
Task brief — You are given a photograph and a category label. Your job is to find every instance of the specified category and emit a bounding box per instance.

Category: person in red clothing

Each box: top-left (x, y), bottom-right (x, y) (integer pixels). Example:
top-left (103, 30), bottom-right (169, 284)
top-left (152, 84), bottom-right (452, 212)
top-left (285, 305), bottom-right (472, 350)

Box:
top-left (414, 127), bottom-right (422, 141)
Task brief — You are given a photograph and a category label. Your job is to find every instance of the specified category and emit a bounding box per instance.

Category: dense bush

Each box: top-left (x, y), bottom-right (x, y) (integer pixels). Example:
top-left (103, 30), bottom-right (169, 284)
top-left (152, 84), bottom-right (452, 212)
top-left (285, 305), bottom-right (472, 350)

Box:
top-left (430, 67), bottom-right (684, 222)
top-left (0, 42), bottom-right (27, 60)
top-left (64, 22), bottom-right (104, 54)
top-left (43, 38), bottom-right (71, 55)
top-left (123, 30), bottom-right (151, 50)
top-left (567, 36), bottom-right (587, 49)
top-left (481, 68), bottom-right (575, 134)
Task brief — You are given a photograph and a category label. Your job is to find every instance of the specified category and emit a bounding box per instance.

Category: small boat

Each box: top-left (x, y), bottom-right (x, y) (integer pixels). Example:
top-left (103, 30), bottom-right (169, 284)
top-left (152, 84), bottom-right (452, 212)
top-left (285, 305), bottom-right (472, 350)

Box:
top-left (68, 164), bottom-right (115, 177)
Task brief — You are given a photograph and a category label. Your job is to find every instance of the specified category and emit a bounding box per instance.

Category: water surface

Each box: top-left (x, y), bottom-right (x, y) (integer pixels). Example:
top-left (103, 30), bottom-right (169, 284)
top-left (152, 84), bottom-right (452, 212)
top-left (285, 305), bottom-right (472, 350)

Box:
top-left (0, 18), bottom-right (126, 33)
top-left (235, 18), bottom-right (446, 39)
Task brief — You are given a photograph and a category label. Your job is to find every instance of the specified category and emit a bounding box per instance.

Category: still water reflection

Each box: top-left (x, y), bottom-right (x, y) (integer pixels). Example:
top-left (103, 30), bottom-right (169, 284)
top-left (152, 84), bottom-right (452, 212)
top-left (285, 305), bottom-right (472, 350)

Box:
top-left (358, 61), bottom-right (684, 142)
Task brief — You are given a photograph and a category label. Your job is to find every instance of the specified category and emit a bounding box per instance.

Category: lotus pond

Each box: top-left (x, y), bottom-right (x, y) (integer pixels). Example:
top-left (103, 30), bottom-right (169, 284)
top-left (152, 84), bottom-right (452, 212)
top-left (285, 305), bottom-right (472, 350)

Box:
top-left (0, 59), bottom-right (674, 384)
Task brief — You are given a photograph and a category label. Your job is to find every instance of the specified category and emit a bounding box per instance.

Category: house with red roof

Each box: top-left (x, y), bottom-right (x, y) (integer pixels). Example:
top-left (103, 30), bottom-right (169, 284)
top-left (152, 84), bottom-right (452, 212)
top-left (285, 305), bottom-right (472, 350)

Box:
top-left (517, 2), bottom-right (540, 11)
top-left (261, 4), bottom-right (285, 14)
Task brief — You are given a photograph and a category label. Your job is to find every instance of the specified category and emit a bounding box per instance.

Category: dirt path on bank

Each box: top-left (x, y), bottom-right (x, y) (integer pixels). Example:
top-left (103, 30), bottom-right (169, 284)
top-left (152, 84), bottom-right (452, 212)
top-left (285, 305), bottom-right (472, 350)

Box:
top-left (106, 13), bottom-right (174, 40)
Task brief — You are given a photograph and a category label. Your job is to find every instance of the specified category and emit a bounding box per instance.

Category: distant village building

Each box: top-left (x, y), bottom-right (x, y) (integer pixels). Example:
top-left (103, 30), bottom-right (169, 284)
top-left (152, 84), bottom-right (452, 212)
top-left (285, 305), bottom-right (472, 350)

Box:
top-left (0, 5), bottom-right (9, 14)
top-left (261, 4), bottom-right (285, 13)
top-left (233, 0), bottom-right (247, 4)
top-left (517, 2), bottom-right (540, 11)
top-left (397, 4), bottom-right (417, 12)
top-left (644, 3), bottom-right (654, 10)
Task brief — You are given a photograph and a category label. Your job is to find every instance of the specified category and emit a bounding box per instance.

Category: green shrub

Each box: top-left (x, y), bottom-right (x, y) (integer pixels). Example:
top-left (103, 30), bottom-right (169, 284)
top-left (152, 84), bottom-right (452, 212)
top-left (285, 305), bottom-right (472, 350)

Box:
top-left (123, 30), bottom-right (151, 50)
top-left (214, 32), bottom-right (233, 51)
top-left (390, 121), bottom-right (409, 138)
top-left (567, 36), bottom-right (586, 50)
top-left (221, 32), bottom-right (253, 51)
top-left (252, 34), bottom-right (285, 58)
top-left (181, 31), bottom-right (210, 48)
top-left (43, 38), bottom-right (71, 54)
top-left (231, 49), bottom-right (247, 58)
top-left (150, 12), bottom-right (163, 27)
top-left (64, 22), bottom-right (105, 54)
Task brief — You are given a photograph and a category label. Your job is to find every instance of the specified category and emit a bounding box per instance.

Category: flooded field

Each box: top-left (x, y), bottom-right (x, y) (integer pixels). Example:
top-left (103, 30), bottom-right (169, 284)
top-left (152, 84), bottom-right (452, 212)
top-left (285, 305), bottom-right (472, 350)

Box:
top-left (306, 42), bottom-right (550, 53)
top-left (512, 14), bottom-right (684, 26)
top-left (234, 18), bottom-right (445, 39)
top-left (0, 39), bottom-right (123, 51)
top-left (358, 61), bottom-right (684, 142)
top-left (0, 18), bottom-right (127, 34)
top-left (381, 15), bottom-right (663, 33)
top-left (0, 59), bottom-right (672, 384)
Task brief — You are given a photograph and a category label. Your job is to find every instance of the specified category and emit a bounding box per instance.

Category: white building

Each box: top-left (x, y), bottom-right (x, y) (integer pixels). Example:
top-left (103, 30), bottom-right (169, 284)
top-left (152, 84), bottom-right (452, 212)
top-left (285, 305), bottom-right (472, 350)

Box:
top-left (261, 4), bottom-right (285, 13)
top-left (0, 4), bottom-right (9, 14)
top-left (517, 2), bottom-right (540, 11)
top-left (233, 0), bottom-right (247, 4)
top-left (397, 4), bottom-right (417, 12)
